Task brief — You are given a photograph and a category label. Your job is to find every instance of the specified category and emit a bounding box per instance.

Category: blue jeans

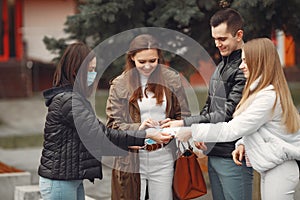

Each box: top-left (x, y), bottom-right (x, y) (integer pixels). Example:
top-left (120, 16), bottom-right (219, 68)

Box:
top-left (208, 156), bottom-right (253, 200)
top-left (39, 176), bottom-right (85, 200)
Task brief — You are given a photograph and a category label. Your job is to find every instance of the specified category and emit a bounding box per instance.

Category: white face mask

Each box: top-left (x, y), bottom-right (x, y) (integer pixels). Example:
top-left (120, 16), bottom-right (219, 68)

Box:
top-left (87, 71), bottom-right (97, 86)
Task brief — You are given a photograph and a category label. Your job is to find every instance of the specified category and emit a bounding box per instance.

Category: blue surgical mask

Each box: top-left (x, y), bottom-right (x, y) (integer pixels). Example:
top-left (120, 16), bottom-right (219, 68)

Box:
top-left (87, 71), bottom-right (97, 86)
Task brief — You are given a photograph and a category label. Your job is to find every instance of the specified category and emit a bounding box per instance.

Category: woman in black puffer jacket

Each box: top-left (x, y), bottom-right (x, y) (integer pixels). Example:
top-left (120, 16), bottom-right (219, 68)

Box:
top-left (38, 42), bottom-right (171, 200)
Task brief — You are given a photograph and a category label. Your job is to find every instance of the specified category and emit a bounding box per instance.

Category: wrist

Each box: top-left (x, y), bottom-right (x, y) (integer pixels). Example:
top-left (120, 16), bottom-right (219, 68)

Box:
top-left (145, 128), bottom-right (156, 139)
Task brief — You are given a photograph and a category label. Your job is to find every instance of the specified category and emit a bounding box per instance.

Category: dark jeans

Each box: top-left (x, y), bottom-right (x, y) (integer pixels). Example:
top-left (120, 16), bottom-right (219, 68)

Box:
top-left (208, 156), bottom-right (253, 200)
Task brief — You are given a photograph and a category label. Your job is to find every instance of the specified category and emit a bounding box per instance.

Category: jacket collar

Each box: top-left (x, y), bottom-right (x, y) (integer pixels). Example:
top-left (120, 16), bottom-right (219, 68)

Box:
top-left (249, 76), bottom-right (261, 91)
top-left (222, 49), bottom-right (242, 64)
top-left (43, 84), bottom-right (73, 106)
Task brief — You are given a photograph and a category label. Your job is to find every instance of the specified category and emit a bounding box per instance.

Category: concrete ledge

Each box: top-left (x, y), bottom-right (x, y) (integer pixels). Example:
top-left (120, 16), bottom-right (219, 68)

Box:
top-left (15, 185), bottom-right (41, 200)
top-left (0, 172), bottom-right (31, 200)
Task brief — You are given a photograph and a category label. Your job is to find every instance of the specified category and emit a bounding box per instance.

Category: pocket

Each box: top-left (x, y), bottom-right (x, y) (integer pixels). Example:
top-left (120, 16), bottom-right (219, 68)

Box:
top-left (296, 160), bottom-right (300, 174)
top-left (114, 150), bottom-right (140, 173)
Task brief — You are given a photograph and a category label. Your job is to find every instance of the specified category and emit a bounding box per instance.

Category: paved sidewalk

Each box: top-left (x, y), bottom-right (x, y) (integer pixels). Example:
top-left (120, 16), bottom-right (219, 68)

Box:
top-left (0, 95), bottom-right (299, 200)
top-left (0, 95), bottom-right (213, 199)
top-left (0, 95), bottom-right (47, 137)
top-left (0, 146), bottom-right (212, 200)
top-left (0, 146), bottom-right (113, 199)
top-left (0, 95), bottom-right (113, 199)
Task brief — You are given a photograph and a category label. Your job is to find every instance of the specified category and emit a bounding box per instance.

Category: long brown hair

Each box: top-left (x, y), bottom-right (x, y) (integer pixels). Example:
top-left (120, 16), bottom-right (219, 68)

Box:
top-left (237, 38), bottom-right (300, 133)
top-left (53, 42), bottom-right (95, 96)
top-left (125, 34), bottom-right (166, 105)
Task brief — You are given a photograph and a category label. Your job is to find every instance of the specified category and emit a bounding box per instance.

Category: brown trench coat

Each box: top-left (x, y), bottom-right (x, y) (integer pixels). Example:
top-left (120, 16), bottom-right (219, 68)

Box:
top-left (106, 66), bottom-right (191, 200)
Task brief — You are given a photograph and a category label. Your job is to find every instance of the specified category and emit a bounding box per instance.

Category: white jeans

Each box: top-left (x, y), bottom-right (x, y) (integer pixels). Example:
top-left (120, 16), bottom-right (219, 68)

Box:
top-left (260, 160), bottom-right (299, 200)
top-left (139, 148), bottom-right (174, 200)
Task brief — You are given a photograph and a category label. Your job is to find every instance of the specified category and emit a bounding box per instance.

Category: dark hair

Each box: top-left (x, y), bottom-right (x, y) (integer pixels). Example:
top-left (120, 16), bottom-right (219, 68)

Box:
top-left (53, 42), bottom-right (95, 95)
top-left (210, 8), bottom-right (244, 36)
top-left (124, 34), bottom-right (166, 105)
top-left (127, 34), bottom-right (160, 53)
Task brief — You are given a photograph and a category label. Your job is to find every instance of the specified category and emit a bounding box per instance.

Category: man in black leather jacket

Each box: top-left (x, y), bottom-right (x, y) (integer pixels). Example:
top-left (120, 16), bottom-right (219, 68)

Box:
top-left (162, 8), bottom-right (253, 200)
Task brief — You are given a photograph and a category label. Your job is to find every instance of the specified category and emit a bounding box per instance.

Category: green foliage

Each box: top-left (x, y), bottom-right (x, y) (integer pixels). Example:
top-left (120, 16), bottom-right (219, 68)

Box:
top-left (43, 0), bottom-right (300, 85)
top-left (43, 37), bottom-right (68, 63)
top-left (231, 0), bottom-right (300, 43)
top-left (64, 0), bottom-right (148, 45)
top-left (147, 0), bottom-right (204, 27)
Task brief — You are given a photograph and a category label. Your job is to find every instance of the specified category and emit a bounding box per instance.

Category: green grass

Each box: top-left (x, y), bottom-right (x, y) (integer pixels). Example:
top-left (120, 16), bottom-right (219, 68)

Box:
top-left (94, 90), bottom-right (109, 120)
top-left (0, 134), bottom-right (43, 149)
top-left (93, 85), bottom-right (300, 118)
top-left (289, 83), bottom-right (300, 109)
top-left (0, 84), bottom-right (298, 149)
top-left (93, 88), bottom-right (209, 118)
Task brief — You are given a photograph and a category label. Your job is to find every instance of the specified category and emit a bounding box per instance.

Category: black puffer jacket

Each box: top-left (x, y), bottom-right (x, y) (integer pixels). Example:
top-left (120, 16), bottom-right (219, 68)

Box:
top-left (184, 50), bottom-right (246, 157)
top-left (38, 85), bottom-right (145, 181)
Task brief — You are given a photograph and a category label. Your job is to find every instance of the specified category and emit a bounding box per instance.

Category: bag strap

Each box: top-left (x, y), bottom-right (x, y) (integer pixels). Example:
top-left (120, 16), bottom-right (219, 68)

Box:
top-left (176, 141), bottom-right (194, 158)
top-left (180, 141), bottom-right (193, 151)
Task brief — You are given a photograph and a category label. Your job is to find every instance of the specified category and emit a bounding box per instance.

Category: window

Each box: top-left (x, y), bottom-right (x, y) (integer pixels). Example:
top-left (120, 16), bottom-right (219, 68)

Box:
top-left (0, 0), bottom-right (9, 61)
top-left (0, 0), bottom-right (22, 61)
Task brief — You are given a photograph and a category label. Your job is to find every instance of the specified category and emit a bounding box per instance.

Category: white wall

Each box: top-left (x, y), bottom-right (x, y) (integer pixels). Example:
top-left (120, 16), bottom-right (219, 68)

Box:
top-left (23, 0), bottom-right (76, 62)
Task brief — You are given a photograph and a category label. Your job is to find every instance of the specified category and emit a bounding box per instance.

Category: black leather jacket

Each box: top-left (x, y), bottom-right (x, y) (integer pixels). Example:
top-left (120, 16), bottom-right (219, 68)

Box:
top-left (38, 85), bottom-right (145, 181)
top-left (184, 50), bottom-right (246, 157)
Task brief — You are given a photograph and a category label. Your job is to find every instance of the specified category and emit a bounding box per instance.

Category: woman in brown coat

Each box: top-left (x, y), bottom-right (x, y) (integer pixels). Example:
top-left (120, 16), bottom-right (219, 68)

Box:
top-left (106, 34), bottom-right (190, 200)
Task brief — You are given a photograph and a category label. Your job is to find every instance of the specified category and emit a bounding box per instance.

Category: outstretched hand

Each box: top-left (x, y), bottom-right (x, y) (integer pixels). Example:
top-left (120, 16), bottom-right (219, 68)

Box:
top-left (194, 141), bottom-right (207, 151)
top-left (174, 127), bottom-right (192, 142)
top-left (139, 118), bottom-right (159, 130)
top-left (160, 119), bottom-right (184, 128)
top-left (146, 129), bottom-right (173, 144)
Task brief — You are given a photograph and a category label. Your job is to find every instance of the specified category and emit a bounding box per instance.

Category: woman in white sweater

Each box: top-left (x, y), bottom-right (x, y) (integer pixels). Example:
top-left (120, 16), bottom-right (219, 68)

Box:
top-left (175, 38), bottom-right (300, 200)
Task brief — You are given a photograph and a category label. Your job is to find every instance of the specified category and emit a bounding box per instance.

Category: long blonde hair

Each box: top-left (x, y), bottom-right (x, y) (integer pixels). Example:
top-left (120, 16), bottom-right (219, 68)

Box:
top-left (237, 38), bottom-right (300, 133)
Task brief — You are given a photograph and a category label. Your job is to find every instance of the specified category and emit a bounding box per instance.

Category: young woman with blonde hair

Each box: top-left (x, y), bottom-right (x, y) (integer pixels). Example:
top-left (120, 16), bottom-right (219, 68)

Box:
top-left (175, 38), bottom-right (300, 200)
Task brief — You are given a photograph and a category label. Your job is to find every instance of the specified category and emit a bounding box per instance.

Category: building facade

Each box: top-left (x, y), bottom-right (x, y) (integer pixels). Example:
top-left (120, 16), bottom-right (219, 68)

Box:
top-left (0, 0), bottom-right (76, 98)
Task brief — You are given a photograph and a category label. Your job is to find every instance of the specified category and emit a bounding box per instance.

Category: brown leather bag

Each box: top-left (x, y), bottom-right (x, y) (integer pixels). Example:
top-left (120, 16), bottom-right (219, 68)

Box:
top-left (173, 142), bottom-right (207, 200)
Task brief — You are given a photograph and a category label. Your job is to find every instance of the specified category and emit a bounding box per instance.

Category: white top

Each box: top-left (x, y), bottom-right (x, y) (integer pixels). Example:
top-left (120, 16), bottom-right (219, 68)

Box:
top-left (190, 79), bottom-right (300, 173)
top-left (138, 74), bottom-right (166, 123)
